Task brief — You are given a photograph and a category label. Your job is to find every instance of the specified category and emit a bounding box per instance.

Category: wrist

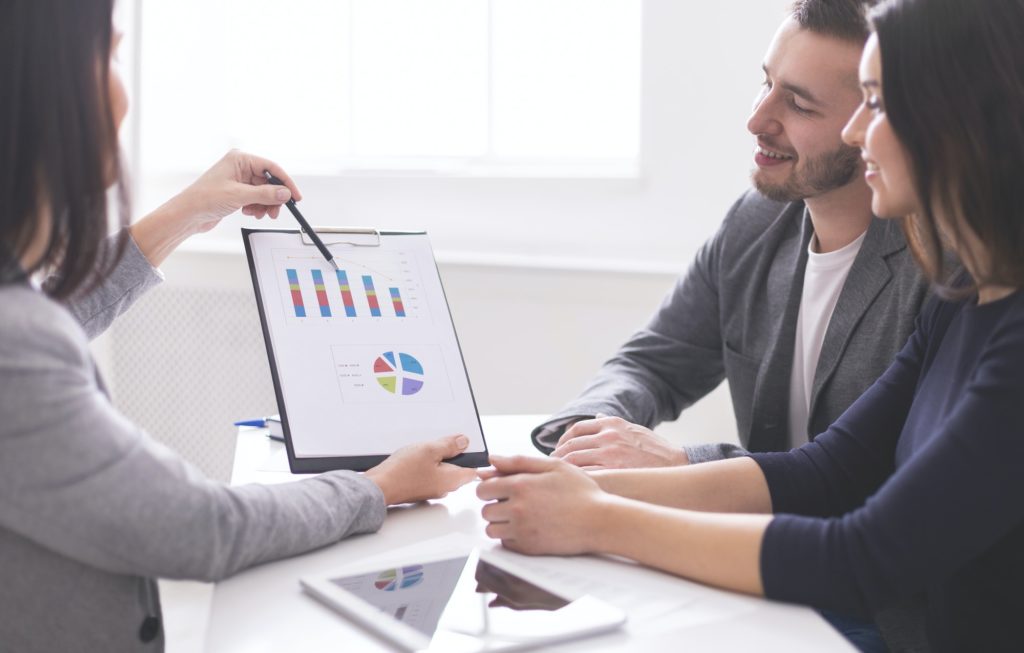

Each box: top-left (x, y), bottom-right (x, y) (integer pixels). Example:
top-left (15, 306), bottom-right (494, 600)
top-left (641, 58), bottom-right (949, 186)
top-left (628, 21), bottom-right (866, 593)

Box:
top-left (672, 448), bottom-right (690, 466)
top-left (586, 492), bottom-right (629, 554)
top-left (156, 191), bottom-right (205, 238)
top-left (130, 196), bottom-right (201, 268)
top-left (364, 468), bottom-right (395, 505)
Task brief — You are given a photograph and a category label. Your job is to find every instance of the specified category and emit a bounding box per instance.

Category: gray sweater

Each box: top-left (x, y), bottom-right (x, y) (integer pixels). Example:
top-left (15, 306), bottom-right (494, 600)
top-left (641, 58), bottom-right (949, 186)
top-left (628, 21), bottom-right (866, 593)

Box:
top-left (0, 235), bottom-right (385, 652)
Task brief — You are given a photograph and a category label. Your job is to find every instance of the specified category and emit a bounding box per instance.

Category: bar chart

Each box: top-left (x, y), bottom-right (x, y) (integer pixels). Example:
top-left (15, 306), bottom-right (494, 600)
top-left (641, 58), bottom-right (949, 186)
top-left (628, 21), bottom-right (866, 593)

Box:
top-left (275, 251), bottom-right (423, 322)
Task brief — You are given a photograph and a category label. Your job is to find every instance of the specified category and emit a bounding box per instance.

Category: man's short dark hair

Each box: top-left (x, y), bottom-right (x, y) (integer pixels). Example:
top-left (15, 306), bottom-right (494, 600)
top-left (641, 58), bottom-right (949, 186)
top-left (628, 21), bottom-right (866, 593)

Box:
top-left (790, 0), bottom-right (878, 43)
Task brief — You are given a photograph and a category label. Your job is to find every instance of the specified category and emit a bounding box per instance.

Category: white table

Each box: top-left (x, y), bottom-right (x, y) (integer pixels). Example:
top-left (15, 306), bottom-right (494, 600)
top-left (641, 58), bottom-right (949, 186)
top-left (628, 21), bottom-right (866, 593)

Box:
top-left (205, 416), bottom-right (853, 652)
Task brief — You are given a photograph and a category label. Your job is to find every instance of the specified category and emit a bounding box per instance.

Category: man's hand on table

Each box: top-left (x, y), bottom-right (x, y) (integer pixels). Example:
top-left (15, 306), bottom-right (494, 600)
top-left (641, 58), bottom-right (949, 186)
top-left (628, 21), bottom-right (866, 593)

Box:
top-left (550, 414), bottom-right (689, 470)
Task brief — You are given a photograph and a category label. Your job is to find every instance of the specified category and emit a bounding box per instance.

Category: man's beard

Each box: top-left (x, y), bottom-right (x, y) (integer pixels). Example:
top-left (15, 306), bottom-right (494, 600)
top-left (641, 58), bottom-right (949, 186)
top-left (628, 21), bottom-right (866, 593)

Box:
top-left (752, 143), bottom-right (861, 203)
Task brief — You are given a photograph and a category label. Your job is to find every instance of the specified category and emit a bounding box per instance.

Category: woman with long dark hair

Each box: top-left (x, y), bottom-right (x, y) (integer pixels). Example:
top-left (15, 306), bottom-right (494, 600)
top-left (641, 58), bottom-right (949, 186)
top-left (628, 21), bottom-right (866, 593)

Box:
top-left (0, 2), bottom-right (474, 650)
top-left (479, 0), bottom-right (1024, 650)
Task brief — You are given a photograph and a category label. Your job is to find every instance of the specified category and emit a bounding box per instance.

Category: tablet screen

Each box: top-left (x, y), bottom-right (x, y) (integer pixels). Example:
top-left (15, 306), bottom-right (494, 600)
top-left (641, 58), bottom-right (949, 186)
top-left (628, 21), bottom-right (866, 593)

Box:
top-left (329, 552), bottom-right (576, 643)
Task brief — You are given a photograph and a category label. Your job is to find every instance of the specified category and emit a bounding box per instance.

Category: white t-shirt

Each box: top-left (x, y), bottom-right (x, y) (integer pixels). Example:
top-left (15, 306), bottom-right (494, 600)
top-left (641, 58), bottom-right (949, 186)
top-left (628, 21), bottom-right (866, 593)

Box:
top-left (787, 231), bottom-right (867, 448)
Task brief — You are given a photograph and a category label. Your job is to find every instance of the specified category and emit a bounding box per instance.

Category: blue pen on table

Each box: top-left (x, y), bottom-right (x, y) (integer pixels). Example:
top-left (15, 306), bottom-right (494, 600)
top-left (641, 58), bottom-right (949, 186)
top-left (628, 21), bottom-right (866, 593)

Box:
top-left (233, 417), bottom-right (271, 428)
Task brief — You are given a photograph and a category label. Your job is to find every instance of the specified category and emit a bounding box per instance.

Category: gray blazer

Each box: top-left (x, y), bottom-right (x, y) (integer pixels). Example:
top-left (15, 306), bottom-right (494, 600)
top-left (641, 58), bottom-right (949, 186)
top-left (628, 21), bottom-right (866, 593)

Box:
top-left (0, 235), bottom-right (385, 652)
top-left (533, 190), bottom-right (929, 461)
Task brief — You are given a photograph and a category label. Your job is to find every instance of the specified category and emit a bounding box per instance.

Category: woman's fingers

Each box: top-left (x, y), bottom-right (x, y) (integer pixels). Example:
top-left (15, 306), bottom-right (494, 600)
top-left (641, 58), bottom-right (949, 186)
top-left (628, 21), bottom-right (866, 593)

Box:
top-left (237, 181), bottom-right (291, 208)
top-left (481, 499), bottom-right (512, 523)
top-left (247, 154), bottom-right (302, 201)
top-left (425, 434), bottom-right (469, 461)
top-left (488, 454), bottom-right (561, 475)
top-left (485, 523), bottom-right (514, 541)
top-left (439, 463), bottom-right (477, 491)
top-left (476, 475), bottom-right (516, 502)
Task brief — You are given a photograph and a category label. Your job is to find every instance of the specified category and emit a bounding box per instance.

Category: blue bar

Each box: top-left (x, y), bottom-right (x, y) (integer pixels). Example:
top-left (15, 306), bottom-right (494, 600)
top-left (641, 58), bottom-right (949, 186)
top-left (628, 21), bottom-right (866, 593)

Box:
top-left (311, 269), bottom-right (332, 317)
top-left (336, 270), bottom-right (357, 317)
top-left (363, 275), bottom-right (382, 317)
top-left (286, 268), bottom-right (305, 317)
top-left (389, 287), bottom-right (406, 317)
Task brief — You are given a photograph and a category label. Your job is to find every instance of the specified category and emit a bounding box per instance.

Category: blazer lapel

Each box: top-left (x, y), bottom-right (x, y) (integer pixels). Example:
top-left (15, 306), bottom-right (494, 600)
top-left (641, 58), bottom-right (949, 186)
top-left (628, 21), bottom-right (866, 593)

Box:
top-left (746, 206), bottom-right (814, 453)
top-left (808, 218), bottom-right (905, 418)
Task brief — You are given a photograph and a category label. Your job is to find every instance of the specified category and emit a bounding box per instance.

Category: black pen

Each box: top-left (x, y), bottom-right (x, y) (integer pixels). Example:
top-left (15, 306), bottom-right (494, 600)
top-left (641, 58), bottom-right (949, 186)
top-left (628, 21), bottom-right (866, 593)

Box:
top-left (262, 170), bottom-right (339, 270)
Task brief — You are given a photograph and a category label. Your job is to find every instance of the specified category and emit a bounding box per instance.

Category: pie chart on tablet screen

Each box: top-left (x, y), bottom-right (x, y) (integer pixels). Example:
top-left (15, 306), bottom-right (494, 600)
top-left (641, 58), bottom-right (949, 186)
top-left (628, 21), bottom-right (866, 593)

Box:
top-left (373, 351), bottom-right (425, 396)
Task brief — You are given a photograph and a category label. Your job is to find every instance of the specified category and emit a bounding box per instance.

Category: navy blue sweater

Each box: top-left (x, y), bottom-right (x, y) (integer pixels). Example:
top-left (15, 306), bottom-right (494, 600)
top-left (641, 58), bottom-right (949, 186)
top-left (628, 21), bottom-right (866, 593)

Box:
top-left (753, 289), bottom-right (1024, 652)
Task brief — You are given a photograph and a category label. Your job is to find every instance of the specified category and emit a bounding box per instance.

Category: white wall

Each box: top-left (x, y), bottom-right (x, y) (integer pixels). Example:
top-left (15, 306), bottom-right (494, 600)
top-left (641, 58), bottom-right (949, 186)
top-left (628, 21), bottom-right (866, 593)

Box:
top-left (136, 0), bottom-right (793, 267)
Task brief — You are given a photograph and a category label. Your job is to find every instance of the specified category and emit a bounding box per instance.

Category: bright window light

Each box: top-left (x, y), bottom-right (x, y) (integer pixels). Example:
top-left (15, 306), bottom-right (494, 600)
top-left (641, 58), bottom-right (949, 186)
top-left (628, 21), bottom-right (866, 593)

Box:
top-left (137, 0), bottom-right (640, 177)
top-left (491, 0), bottom-right (641, 159)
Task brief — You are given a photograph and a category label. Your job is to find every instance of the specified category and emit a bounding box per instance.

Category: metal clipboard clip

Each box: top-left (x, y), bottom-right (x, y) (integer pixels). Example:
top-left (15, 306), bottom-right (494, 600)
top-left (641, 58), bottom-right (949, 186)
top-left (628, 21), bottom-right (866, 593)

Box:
top-left (300, 227), bottom-right (382, 248)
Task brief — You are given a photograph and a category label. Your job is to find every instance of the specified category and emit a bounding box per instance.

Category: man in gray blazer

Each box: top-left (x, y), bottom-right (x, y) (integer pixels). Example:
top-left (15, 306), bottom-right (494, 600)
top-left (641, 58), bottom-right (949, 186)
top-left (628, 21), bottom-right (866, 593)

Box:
top-left (533, 2), bottom-right (927, 472)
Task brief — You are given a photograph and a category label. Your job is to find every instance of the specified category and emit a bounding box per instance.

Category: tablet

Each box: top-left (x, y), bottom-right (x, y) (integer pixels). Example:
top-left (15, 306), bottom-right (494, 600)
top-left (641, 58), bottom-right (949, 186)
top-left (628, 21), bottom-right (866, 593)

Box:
top-left (242, 228), bottom-right (488, 473)
top-left (301, 549), bottom-right (627, 652)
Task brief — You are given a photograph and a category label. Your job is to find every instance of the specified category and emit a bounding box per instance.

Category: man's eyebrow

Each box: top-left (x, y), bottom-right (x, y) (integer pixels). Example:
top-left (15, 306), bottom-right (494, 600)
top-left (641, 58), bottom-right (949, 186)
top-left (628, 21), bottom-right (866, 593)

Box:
top-left (762, 64), bottom-right (825, 106)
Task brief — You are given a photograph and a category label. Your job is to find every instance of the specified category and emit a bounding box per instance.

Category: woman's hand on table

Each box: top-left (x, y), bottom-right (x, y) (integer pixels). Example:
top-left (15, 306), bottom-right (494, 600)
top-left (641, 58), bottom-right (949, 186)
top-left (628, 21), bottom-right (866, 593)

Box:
top-left (365, 435), bottom-right (477, 506)
top-left (552, 414), bottom-right (689, 469)
top-left (476, 455), bottom-right (610, 555)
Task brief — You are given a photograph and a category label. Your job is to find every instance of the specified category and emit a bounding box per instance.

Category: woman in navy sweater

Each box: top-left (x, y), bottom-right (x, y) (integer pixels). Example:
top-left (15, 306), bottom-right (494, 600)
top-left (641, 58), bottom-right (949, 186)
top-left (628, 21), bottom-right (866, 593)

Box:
top-left (477, 0), bottom-right (1024, 650)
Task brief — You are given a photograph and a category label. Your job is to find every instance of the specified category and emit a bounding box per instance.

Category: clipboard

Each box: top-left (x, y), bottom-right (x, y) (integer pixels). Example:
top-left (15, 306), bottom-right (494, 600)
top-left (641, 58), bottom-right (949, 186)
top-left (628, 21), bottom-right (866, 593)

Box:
top-left (242, 227), bottom-right (489, 473)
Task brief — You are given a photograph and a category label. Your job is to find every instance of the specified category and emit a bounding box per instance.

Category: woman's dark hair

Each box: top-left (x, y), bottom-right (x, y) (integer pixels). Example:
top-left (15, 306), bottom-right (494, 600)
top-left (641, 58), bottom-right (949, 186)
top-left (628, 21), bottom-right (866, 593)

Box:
top-left (870, 0), bottom-right (1024, 295)
top-left (0, 0), bottom-right (127, 298)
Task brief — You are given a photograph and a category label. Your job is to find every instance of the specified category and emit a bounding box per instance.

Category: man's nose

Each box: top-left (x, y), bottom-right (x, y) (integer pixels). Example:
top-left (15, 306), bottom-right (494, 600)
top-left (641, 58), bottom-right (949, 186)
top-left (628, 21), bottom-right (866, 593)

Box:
top-left (747, 90), bottom-right (783, 138)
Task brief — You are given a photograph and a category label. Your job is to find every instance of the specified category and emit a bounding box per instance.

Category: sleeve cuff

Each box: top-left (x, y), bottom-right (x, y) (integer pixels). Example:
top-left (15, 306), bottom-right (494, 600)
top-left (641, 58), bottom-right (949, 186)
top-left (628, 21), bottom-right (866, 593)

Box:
top-left (348, 471), bottom-right (388, 531)
top-left (683, 442), bottom-right (750, 464)
top-left (531, 415), bottom-right (593, 453)
top-left (124, 229), bottom-right (165, 282)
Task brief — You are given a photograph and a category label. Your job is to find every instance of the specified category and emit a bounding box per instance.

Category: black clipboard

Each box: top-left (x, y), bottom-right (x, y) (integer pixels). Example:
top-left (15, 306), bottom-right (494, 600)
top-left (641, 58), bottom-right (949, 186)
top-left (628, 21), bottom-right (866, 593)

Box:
top-left (242, 227), bottom-right (489, 473)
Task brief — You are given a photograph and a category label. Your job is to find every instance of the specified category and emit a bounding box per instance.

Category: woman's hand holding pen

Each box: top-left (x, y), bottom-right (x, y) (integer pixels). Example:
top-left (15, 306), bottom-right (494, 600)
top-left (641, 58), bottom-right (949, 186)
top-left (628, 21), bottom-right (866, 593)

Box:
top-left (130, 149), bottom-right (303, 267)
top-left (176, 149), bottom-right (303, 227)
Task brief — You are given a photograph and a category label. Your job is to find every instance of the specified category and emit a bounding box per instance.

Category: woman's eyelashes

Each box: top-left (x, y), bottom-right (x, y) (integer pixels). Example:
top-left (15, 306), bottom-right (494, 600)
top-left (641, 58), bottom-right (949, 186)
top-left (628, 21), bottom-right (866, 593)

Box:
top-left (860, 86), bottom-right (883, 114)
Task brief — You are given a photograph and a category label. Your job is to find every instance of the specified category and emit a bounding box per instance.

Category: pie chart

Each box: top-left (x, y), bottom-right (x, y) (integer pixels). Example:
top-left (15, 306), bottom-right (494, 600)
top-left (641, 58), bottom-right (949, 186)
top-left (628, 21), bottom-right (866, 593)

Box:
top-left (373, 351), bottom-right (425, 396)
top-left (374, 565), bottom-right (424, 591)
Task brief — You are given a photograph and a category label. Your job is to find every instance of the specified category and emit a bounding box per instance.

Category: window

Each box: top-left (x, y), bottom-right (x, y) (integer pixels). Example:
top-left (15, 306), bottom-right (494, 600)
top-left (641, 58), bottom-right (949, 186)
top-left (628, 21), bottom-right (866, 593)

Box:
top-left (137, 0), bottom-right (641, 178)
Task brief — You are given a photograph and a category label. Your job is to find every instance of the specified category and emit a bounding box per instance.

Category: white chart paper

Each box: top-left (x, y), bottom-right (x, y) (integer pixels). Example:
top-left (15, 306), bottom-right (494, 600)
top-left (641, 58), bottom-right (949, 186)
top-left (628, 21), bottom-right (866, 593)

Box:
top-left (244, 230), bottom-right (485, 461)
